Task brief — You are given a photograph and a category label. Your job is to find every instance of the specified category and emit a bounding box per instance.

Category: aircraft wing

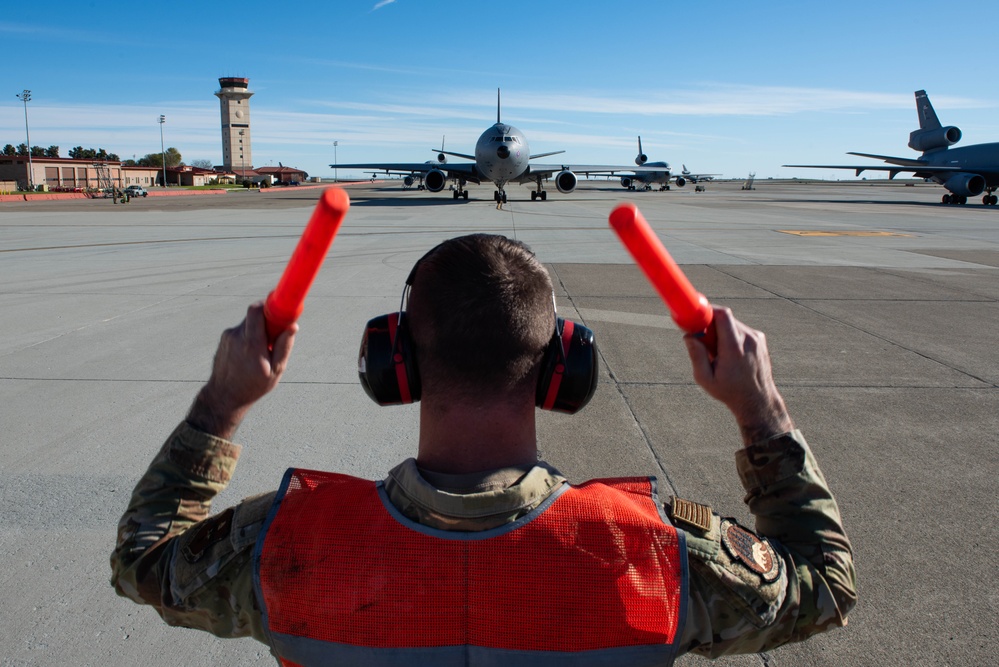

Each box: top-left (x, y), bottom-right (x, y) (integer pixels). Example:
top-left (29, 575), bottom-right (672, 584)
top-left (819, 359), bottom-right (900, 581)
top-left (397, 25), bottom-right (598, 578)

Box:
top-left (517, 164), bottom-right (675, 180)
top-left (782, 163), bottom-right (963, 178)
top-left (332, 162), bottom-right (480, 179)
top-left (846, 152), bottom-right (928, 167)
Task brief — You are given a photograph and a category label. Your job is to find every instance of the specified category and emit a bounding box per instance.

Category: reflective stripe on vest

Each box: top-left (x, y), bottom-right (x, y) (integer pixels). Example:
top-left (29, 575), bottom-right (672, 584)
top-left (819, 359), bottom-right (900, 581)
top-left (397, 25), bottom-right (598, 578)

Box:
top-left (253, 469), bottom-right (687, 667)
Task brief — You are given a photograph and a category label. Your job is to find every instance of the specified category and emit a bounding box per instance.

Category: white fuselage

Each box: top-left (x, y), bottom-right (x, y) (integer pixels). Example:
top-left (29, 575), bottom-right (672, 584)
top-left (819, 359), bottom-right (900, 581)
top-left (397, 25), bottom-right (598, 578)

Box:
top-left (474, 123), bottom-right (530, 188)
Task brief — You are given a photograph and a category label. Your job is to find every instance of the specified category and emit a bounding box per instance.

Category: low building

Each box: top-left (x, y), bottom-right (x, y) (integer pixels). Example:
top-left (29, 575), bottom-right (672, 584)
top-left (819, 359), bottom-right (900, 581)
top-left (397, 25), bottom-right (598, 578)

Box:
top-left (166, 165), bottom-right (231, 187)
top-left (0, 155), bottom-right (162, 191)
top-left (255, 165), bottom-right (308, 184)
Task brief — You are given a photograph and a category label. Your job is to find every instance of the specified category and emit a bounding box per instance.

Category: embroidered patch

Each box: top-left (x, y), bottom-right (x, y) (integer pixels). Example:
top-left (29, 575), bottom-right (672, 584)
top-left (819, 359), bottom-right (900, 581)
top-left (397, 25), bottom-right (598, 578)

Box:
top-left (670, 497), bottom-right (713, 532)
top-left (182, 508), bottom-right (234, 563)
top-left (721, 520), bottom-right (781, 582)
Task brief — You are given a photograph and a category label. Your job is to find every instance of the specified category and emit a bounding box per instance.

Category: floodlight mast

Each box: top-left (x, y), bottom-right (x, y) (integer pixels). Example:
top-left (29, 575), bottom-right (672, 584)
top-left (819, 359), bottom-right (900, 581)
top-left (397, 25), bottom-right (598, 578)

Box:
top-left (16, 90), bottom-right (33, 190)
top-left (158, 115), bottom-right (167, 187)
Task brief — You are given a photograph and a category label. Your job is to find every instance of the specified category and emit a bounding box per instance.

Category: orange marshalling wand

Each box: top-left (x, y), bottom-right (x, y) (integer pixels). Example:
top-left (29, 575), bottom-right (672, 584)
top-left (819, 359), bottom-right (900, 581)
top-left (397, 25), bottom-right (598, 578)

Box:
top-left (264, 187), bottom-right (350, 343)
top-left (608, 202), bottom-right (716, 352)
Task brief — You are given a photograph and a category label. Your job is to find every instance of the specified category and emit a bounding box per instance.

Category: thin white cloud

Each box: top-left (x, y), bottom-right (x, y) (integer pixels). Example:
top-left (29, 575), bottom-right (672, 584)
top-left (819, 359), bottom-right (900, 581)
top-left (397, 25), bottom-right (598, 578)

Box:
top-left (371, 0), bottom-right (396, 11)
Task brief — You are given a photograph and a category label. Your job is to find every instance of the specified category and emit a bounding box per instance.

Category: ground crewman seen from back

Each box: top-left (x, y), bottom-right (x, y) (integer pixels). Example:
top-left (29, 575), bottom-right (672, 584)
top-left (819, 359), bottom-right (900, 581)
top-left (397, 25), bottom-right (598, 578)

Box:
top-left (112, 233), bottom-right (856, 665)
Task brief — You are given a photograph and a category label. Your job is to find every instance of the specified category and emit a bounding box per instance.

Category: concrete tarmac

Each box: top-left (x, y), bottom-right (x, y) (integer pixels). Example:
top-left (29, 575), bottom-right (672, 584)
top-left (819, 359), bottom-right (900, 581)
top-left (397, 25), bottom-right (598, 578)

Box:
top-left (1, 180), bottom-right (996, 666)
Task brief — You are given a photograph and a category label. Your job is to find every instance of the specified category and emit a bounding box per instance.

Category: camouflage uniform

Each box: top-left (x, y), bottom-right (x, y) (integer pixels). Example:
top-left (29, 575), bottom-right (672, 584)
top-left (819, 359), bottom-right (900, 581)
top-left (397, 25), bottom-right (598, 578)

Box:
top-left (111, 422), bottom-right (855, 658)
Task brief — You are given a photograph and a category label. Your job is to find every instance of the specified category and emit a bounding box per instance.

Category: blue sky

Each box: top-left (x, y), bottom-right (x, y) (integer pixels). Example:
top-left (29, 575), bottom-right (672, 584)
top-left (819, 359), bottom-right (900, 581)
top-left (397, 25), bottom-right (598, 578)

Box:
top-left (3, 0), bottom-right (998, 180)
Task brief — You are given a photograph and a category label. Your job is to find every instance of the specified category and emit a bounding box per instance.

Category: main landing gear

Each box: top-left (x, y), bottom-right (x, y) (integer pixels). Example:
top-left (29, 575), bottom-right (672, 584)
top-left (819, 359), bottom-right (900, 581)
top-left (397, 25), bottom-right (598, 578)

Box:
top-left (982, 189), bottom-right (998, 206)
top-left (452, 180), bottom-right (469, 200)
top-left (942, 193), bottom-right (968, 205)
top-left (530, 176), bottom-right (547, 201)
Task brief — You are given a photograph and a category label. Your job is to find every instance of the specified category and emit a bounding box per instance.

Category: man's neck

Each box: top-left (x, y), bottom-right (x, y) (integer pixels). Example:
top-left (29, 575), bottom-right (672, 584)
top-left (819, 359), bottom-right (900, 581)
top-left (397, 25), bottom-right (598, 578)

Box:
top-left (416, 394), bottom-right (538, 474)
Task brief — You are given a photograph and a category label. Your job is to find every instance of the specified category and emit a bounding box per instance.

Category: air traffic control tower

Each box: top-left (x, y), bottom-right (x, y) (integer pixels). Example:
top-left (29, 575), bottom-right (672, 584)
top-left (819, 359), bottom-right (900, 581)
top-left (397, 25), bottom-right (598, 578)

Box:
top-left (215, 77), bottom-right (253, 175)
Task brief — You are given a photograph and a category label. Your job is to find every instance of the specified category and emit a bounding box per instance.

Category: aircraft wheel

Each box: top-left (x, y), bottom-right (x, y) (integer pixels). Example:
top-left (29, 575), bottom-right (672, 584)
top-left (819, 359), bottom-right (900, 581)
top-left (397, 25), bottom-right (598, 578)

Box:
top-left (502, 194), bottom-right (507, 204)
top-left (463, 191), bottom-right (469, 200)
top-left (453, 190), bottom-right (459, 199)
top-left (531, 192), bottom-right (538, 201)
top-left (960, 195), bottom-right (968, 205)
top-left (942, 194), bottom-right (951, 204)
top-left (493, 191), bottom-right (500, 202)
top-left (984, 195), bottom-right (992, 206)
top-left (541, 191), bottom-right (547, 201)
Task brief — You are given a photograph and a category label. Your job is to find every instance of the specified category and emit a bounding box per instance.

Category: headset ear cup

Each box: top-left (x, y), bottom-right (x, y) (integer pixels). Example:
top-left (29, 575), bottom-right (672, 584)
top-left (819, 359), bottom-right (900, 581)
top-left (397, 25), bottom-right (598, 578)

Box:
top-left (358, 313), bottom-right (421, 405)
top-left (535, 318), bottom-right (598, 414)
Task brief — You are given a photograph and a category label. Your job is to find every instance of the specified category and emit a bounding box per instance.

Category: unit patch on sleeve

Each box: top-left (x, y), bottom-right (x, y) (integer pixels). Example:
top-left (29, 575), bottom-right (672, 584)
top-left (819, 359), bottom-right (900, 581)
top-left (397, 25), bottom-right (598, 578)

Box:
top-left (720, 520), bottom-right (781, 583)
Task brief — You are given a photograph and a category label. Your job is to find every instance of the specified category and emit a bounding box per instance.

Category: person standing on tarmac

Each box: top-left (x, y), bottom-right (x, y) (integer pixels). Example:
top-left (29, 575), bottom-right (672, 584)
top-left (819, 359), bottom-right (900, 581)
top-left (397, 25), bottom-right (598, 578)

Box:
top-left (112, 233), bottom-right (856, 665)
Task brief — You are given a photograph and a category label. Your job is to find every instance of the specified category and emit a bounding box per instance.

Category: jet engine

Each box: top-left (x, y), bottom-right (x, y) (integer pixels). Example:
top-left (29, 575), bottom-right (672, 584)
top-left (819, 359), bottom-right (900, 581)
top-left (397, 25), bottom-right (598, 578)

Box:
top-left (635, 153), bottom-right (648, 166)
top-left (943, 172), bottom-right (985, 197)
top-left (424, 169), bottom-right (447, 193)
top-left (675, 176), bottom-right (686, 187)
top-left (403, 176), bottom-right (415, 187)
top-left (908, 126), bottom-right (962, 152)
top-left (436, 153), bottom-right (447, 164)
top-left (620, 176), bottom-right (633, 189)
top-left (555, 170), bottom-right (577, 194)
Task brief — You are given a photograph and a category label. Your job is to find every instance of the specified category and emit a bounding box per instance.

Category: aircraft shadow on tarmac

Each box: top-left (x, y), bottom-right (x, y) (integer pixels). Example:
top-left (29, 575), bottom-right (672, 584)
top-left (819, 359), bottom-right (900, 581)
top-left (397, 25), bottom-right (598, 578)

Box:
top-left (777, 196), bottom-right (999, 209)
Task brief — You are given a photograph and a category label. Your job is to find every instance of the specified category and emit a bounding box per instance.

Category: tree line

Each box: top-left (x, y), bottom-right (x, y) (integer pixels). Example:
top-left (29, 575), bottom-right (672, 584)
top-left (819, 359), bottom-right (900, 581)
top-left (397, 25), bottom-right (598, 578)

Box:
top-left (1, 143), bottom-right (203, 168)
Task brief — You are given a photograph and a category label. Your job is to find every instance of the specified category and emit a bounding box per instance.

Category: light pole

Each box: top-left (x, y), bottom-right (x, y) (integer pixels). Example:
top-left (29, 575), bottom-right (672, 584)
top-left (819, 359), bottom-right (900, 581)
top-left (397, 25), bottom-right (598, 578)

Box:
top-left (333, 140), bottom-right (338, 182)
top-left (158, 115), bottom-right (166, 187)
top-left (239, 129), bottom-right (245, 184)
top-left (16, 90), bottom-right (32, 190)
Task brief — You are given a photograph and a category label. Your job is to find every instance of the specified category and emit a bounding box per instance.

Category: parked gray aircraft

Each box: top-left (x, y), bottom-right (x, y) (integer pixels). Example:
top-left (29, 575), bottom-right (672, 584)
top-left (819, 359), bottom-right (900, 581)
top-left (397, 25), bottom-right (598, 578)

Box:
top-left (615, 138), bottom-right (721, 191)
top-left (785, 89), bottom-right (999, 206)
top-left (331, 90), bottom-right (671, 203)
top-left (619, 137), bottom-right (673, 191)
top-left (679, 165), bottom-right (719, 184)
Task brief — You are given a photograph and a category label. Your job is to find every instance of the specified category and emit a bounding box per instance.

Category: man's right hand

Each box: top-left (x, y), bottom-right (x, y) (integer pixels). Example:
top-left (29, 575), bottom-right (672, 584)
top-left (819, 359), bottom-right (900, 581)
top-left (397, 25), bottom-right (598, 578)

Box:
top-left (684, 307), bottom-right (793, 446)
top-left (187, 302), bottom-right (297, 440)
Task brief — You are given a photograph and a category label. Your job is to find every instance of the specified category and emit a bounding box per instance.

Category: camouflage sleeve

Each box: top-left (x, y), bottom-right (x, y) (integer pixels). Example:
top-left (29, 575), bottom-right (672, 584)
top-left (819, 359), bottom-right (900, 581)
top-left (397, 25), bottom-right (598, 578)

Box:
top-left (109, 421), bottom-right (272, 642)
top-left (676, 429), bottom-right (857, 657)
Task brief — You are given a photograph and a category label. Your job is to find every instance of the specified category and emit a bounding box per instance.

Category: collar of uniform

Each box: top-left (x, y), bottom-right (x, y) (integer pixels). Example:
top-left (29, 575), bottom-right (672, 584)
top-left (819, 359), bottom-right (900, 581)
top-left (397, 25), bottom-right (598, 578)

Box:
top-left (384, 458), bottom-right (566, 522)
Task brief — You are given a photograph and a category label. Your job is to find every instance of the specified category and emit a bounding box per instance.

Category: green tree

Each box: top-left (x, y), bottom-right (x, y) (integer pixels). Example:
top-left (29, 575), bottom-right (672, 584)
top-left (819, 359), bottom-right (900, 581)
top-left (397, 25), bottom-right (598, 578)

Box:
top-left (16, 143), bottom-right (27, 155)
top-left (2, 144), bottom-right (16, 156)
top-left (139, 148), bottom-right (183, 168)
top-left (44, 145), bottom-right (60, 158)
top-left (30, 146), bottom-right (46, 157)
top-left (190, 158), bottom-right (214, 169)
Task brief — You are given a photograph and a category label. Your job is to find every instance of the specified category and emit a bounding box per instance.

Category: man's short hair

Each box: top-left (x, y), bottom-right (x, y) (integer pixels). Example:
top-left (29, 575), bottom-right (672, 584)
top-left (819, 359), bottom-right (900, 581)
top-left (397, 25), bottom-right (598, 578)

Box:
top-left (407, 234), bottom-right (555, 399)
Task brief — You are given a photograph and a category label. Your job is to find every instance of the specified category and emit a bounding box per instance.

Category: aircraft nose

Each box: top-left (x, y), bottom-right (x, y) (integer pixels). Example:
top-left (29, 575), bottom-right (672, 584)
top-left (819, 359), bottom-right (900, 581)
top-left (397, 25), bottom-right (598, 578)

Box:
top-left (496, 145), bottom-right (510, 159)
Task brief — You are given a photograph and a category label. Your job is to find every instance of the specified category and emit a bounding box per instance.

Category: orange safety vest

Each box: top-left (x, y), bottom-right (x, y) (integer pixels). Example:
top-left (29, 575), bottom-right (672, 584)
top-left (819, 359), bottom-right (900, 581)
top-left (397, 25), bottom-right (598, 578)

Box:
top-left (253, 469), bottom-right (687, 667)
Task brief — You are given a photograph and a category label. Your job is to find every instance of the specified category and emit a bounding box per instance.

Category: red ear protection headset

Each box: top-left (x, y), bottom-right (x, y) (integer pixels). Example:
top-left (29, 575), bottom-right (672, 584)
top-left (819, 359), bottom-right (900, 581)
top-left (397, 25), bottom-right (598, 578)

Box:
top-left (358, 252), bottom-right (598, 414)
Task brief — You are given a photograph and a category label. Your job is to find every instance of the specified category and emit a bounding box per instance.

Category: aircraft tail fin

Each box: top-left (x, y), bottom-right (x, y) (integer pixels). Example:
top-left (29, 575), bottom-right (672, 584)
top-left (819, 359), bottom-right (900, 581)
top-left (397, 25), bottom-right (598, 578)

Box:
top-left (635, 136), bottom-right (648, 165)
top-left (915, 90), bottom-right (942, 131)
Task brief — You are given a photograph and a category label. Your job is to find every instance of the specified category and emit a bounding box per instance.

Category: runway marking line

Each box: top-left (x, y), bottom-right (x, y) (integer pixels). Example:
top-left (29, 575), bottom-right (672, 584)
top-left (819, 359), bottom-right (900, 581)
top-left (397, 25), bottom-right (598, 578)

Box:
top-left (778, 230), bottom-right (914, 237)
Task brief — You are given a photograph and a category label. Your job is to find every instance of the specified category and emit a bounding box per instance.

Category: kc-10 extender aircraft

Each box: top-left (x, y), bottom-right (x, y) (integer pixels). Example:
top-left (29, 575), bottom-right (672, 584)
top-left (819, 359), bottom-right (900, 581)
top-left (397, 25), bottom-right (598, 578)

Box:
top-left (332, 90), bottom-right (673, 203)
top-left (614, 137), bottom-right (721, 191)
top-left (785, 89), bottom-right (999, 206)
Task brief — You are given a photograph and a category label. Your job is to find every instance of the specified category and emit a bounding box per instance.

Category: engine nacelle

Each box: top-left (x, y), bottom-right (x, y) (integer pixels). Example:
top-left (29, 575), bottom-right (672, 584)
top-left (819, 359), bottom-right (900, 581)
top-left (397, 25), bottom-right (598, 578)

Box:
top-left (620, 177), bottom-right (633, 189)
top-left (403, 175), bottom-right (415, 187)
top-left (675, 176), bottom-right (686, 187)
top-left (555, 170), bottom-right (577, 194)
top-left (424, 169), bottom-right (446, 193)
top-left (943, 172), bottom-right (985, 197)
top-left (437, 153), bottom-right (447, 164)
top-left (635, 153), bottom-right (648, 166)
top-left (908, 126), bottom-right (962, 152)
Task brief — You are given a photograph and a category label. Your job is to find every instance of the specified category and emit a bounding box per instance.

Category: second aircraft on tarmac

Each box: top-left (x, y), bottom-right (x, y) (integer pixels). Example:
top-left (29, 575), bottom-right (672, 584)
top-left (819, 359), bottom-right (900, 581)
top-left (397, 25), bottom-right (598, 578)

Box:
top-left (332, 90), bottom-right (707, 203)
top-left (785, 89), bottom-right (999, 206)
